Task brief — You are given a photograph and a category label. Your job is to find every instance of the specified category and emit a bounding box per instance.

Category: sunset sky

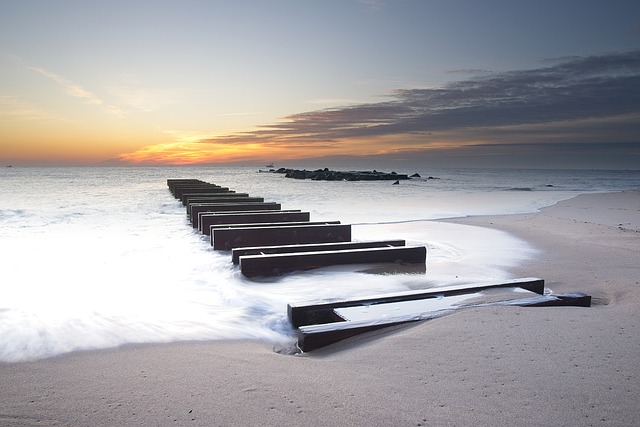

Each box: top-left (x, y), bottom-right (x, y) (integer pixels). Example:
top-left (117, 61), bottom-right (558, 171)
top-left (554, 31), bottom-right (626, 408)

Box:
top-left (1, 0), bottom-right (639, 168)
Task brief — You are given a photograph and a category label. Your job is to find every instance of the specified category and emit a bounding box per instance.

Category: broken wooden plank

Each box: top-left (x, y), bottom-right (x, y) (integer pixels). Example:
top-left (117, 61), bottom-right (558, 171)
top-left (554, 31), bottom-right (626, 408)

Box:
top-left (296, 314), bottom-right (427, 352)
top-left (199, 210), bottom-right (309, 234)
top-left (295, 288), bottom-right (590, 351)
top-left (212, 223), bottom-right (351, 250)
top-left (240, 245), bottom-right (425, 278)
top-left (500, 292), bottom-right (592, 307)
top-left (287, 277), bottom-right (546, 328)
top-left (231, 240), bottom-right (406, 264)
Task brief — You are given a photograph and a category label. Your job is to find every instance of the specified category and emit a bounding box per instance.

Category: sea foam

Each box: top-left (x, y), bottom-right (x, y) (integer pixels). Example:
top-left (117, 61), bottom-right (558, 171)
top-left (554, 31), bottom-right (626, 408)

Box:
top-left (1, 166), bottom-right (637, 362)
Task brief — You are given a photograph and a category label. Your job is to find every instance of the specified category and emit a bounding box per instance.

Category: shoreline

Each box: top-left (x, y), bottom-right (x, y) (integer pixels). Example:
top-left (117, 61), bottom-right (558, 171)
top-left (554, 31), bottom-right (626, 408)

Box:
top-left (1, 190), bottom-right (639, 426)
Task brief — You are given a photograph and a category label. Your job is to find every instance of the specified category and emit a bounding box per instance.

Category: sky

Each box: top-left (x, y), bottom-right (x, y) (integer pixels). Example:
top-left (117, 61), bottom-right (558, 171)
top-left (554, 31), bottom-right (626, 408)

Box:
top-left (1, 0), bottom-right (639, 169)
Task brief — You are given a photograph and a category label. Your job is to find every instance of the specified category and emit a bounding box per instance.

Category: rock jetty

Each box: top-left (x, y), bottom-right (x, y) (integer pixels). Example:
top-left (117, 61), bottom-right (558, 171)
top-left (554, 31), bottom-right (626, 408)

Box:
top-left (272, 167), bottom-right (411, 181)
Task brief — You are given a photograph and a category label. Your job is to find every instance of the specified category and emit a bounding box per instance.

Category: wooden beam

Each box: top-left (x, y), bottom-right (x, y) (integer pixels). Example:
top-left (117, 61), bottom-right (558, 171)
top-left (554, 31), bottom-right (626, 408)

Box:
top-left (173, 186), bottom-right (231, 199)
top-left (189, 202), bottom-right (281, 227)
top-left (200, 211), bottom-right (310, 235)
top-left (181, 193), bottom-right (246, 205)
top-left (231, 240), bottom-right (406, 264)
top-left (297, 316), bottom-right (418, 352)
top-left (295, 288), bottom-right (590, 352)
top-left (287, 277), bottom-right (546, 328)
top-left (211, 222), bottom-right (341, 246)
top-left (239, 245), bottom-right (425, 277)
top-left (187, 197), bottom-right (265, 214)
top-left (212, 223), bottom-right (351, 250)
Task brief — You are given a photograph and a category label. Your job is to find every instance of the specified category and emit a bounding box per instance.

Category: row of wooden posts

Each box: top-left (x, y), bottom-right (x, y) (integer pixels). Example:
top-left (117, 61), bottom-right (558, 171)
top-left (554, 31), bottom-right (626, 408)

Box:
top-left (167, 178), bottom-right (427, 278)
top-left (166, 178), bottom-right (591, 351)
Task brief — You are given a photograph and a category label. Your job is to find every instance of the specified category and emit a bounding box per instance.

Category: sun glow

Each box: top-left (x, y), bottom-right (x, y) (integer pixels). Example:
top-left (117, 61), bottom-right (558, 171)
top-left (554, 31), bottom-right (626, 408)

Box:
top-left (113, 131), bottom-right (471, 166)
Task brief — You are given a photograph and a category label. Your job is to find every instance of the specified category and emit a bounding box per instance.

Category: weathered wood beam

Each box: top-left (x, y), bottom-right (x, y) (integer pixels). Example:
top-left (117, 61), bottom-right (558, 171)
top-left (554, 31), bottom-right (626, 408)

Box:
top-left (231, 240), bottom-right (406, 264)
top-left (189, 202), bottom-right (281, 227)
top-left (173, 185), bottom-right (231, 199)
top-left (181, 192), bottom-right (246, 205)
top-left (212, 223), bottom-right (351, 250)
top-left (187, 197), bottom-right (265, 213)
top-left (287, 277), bottom-right (546, 328)
top-left (295, 288), bottom-right (590, 352)
top-left (200, 211), bottom-right (310, 235)
top-left (211, 222), bottom-right (341, 246)
top-left (239, 245), bottom-right (426, 277)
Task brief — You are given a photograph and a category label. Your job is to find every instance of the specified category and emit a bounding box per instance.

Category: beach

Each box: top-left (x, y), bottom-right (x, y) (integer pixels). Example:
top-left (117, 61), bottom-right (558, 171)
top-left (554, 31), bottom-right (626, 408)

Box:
top-left (1, 190), bottom-right (638, 426)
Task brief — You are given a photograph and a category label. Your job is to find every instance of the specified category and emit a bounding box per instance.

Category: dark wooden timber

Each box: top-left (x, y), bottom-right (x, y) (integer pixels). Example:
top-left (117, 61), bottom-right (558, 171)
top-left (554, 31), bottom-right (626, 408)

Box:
top-left (295, 288), bottom-right (591, 352)
top-left (168, 181), bottom-right (213, 196)
top-left (287, 277), bottom-right (546, 328)
top-left (208, 221), bottom-right (341, 243)
top-left (173, 186), bottom-right (225, 198)
top-left (212, 223), bottom-right (351, 250)
top-left (167, 178), bottom-right (206, 186)
top-left (189, 202), bottom-right (281, 227)
top-left (181, 192), bottom-right (246, 205)
top-left (168, 181), bottom-right (217, 192)
top-left (200, 211), bottom-right (310, 235)
top-left (232, 240), bottom-right (406, 264)
top-left (210, 220), bottom-right (340, 234)
top-left (187, 197), bottom-right (265, 211)
top-left (504, 292), bottom-right (592, 307)
top-left (174, 186), bottom-right (231, 199)
top-left (297, 316), bottom-right (419, 352)
top-left (167, 178), bottom-right (205, 190)
top-left (240, 245), bottom-right (426, 278)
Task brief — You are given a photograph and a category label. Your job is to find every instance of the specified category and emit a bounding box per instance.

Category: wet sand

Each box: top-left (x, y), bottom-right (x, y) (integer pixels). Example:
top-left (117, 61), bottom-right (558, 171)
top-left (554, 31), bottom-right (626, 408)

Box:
top-left (1, 190), bottom-right (638, 426)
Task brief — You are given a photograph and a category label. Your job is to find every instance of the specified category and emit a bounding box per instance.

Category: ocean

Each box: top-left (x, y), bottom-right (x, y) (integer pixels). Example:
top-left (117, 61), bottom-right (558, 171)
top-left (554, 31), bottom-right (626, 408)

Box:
top-left (1, 166), bottom-right (639, 362)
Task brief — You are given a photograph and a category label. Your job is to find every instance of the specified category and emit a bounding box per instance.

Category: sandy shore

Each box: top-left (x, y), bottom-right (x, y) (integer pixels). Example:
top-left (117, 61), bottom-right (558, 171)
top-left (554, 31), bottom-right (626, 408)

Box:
top-left (1, 190), bottom-right (639, 426)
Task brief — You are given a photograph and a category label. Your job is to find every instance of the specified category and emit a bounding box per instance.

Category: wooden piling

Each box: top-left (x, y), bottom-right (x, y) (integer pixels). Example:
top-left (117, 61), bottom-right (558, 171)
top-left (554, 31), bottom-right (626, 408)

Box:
top-left (239, 245), bottom-right (426, 277)
top-left (200, 211), bottom-right (309, 235)
top-left (212, 223), bottom-right (351, 250)
top-left (232, 240), bottom-right (406, 264)
top-left (182, 193), bottom-right (247, 205)
top-left (189, 202), bottom-right (281, 227)
top-left (174, 186), bottom-right (231, 199)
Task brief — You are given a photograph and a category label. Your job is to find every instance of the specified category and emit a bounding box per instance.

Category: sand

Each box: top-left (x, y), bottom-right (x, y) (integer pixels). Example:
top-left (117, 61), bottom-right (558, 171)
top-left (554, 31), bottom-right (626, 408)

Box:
top-left (1, 190), bottom-right (638, 426)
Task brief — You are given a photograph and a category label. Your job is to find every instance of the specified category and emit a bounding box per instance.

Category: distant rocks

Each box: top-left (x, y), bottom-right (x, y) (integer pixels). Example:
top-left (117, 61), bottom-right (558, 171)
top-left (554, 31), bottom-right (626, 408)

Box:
top-left (272, 167), bottom-right (412, 182)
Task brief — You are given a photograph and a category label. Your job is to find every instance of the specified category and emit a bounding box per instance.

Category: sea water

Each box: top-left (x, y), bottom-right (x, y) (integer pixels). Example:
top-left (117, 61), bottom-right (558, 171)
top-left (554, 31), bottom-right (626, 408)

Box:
top-left (1, 166), bottom-right (639, 362)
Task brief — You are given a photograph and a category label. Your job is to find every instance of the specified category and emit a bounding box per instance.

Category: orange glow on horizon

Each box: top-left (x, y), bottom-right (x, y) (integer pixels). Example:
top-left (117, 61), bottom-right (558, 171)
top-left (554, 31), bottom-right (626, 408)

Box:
top-left (113, 133), bottom-right (471, 166)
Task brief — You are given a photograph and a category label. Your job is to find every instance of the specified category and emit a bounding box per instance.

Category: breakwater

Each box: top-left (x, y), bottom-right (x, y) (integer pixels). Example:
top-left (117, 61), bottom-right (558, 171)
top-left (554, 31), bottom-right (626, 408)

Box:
top-left (167, 178), bottom-right (426, 278)
top-left (269, 167), bottom-right (417, 181)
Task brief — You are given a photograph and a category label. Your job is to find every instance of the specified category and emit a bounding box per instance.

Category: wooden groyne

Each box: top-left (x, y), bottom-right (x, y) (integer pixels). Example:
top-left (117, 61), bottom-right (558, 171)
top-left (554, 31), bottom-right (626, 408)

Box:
top-left (167, 178), bottom-right (427, 277)
top-left (167, 178), bottom-right (591, 352)
top-left (289, 278), bottom-right (592, 351)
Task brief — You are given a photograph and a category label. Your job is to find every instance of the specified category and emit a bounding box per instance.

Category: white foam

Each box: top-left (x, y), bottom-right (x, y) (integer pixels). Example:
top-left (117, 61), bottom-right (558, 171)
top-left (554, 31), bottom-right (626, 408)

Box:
top-left (3, 166), bottom-right (624, 362)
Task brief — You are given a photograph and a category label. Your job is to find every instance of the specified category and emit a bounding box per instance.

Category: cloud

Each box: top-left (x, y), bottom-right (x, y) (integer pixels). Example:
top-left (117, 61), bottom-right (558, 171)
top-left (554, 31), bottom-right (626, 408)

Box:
top-left (24, 63), bottom-right (126, 116)
top-left (118, 50), bottom-right (640, 167)
top-left (305, 98), bottom-right (366, 106)
top-left (201, 50), bottom-right (640, 146)
top-left (26, 65), bottom-right (104, 105)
